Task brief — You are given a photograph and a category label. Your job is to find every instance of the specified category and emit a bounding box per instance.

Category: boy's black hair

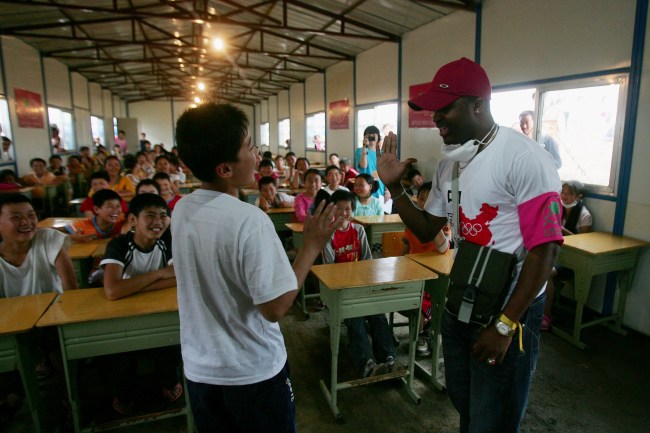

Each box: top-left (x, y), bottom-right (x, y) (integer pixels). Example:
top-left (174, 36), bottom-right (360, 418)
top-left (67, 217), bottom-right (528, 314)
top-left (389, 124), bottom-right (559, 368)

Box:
top-left (155, 154), bottom-right (171, 165)
top-left (0, 169), bottom-right (17, 183)
top-left (258, 176), bottom-right (277, 189)
top-left (92, 188), bottom-right (122, 208)
top-left (0, 193), bottom-right (31, 214)
top-left (312, 189), bottom-right (331, 214)
top-left (175, 103), bottom-right (249, 183)
top-left (325, 165), bottom-right (342, 175)
top-left (152, 172), bottom-right (171, 182)
top-left (330, 189), bottom-right (356, 211)
top-left (329, 153), bottom-right (339, 158)
top-left (303, 168), bottom-right (322, 181)
top-left (136, 178), bottom-right (161, 194)
top-left (406, 167), bottom-right (422, 180)
top-left (30, 157), bottom-right (46, 166)
top-left (123, 154), bottom-right (137, 170)
top-left (262, 151), bottom-right (273, 159)
top-left (294, 157), bottom-right (310, 169)
top-left (49, 155), bottom-right (62, 162)
top-left (104, 155), bottom-right (121, 166)
top-left (355, 173), bottom-right (379, 194)
top-left (285, 151), bottom-right (296, 158)
top-left (418, 181), bottom-right (433, 196)
top-left (1, 136), bottom-right (10, 143)
top-left (128, 193), bottom-right (169, 217)
top-left (259, 158), bottom-right (274, 169)
top-left (67, 155), bottom-right (81, 163)
top-left (135, 150), bottom-right (148, 158)
top-left (339, 157), bottom-right (351, 165)
top-left (79, 146), bottom-right (90, 152)
top-left (89, 171), bottom-right (110, 182)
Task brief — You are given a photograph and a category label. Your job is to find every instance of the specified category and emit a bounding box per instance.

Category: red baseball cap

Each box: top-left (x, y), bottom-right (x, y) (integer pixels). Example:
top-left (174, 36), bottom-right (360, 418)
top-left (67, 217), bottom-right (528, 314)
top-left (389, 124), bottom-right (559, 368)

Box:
top-left (408, 57), bottom-right (491, 112)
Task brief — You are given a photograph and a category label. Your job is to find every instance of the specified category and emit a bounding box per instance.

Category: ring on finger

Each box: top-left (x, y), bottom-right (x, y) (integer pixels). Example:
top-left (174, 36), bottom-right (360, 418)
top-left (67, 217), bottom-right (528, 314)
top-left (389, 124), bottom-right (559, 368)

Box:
top-left (487, 358), bottom-right (496, 366)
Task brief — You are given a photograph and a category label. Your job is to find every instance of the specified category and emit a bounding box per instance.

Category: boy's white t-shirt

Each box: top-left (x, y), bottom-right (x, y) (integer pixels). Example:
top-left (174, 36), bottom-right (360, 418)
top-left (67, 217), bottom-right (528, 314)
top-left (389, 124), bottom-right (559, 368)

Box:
top-left (172, 189), bottom-right (297, 386)
top-left (0, 228), bottom-right (69, 298)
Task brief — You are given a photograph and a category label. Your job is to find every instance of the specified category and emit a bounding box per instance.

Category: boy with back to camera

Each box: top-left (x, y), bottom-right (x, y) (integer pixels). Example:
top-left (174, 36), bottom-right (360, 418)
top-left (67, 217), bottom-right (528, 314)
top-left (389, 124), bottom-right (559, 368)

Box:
top-left (322, 190), bottom-right (401, 377)
top-left (99, 193), bottom-right (181, 414)
top-left (172, 103), bottom-right (342, 432)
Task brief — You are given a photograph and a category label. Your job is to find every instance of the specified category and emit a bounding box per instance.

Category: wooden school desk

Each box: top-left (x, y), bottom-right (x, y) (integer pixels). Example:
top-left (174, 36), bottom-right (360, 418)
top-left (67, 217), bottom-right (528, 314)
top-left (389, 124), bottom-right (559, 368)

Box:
top-left (68, 239), bottom-right (110, 287)
top-left (405, 251), bottom-right (454, 391)
top-left (265, 206), bottom-right (295, 232)
top-left (310, 256), bottom-right (438, 420)
top-left (352, 214), bottom-right (405, 253)
top-left (552, 232), bottom-right (649, 349)
top-left (0, 186), bottom-right (34, 199)
top-left (37, 217), bottom-right (83, 229)
top-left (0, 293), bottom-right (57, 433)
top-left (238, 187), bottom-right (259, 204)
top-left (37, 288), bottom-right (193, 433)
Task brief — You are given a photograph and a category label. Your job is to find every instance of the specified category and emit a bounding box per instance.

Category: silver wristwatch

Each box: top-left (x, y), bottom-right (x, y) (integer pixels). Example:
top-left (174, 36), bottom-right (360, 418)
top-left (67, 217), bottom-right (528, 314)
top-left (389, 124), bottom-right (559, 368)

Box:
top-left (495, 319), bottom-right (516, 337)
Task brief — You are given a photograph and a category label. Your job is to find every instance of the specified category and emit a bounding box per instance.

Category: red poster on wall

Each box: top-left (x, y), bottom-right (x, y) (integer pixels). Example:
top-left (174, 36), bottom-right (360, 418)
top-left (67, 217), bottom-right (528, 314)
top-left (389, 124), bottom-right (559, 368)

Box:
top-left (14, 88), bottom-right (44, 128)
top-left (328, 99), bottom-right (350, 130)
top-left (408, 83), bottom-right (435, 128)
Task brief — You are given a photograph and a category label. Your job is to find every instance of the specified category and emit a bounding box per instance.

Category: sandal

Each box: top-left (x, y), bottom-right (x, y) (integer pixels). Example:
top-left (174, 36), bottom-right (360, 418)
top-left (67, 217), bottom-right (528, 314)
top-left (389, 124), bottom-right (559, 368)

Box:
top-left (112, 397), bottom-right (134, 415)
top-left (541, 315), bottom-right (552, 331)
top-left (162, 382), bottom-right (183, 404)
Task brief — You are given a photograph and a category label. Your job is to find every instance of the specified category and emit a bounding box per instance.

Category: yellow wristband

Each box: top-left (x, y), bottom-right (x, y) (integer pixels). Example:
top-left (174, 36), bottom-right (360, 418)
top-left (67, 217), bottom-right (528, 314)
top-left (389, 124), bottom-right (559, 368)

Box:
top-left (498, 313), bottom-right (517, 330)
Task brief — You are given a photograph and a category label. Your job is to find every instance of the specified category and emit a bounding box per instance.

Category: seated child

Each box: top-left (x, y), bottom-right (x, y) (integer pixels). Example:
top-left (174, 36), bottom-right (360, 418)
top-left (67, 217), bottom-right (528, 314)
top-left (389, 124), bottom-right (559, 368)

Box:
top-left (256, 176), bottom-right (294, 211)
top-left (153, 172), bottom-right (182, 212)
top-left (0, 194), bottom-right (78, 420)
top-left (0, 194), bottom-right (78, 297)
top-left (99, 193), bottom-right (181, 414)
top-left (80, 171), bottom-right (128, 218)
top-left (323, 165), bottom-right (349, 195)
top-left (274, 155), bottom-right (287, 177)
top-left (294, 168), bottom-right (322, 222)
top-left (155, 154), bottom-right (183, 192)
top-left (401, 182), bottom-right (450, 356)
top-left (20, 158), bottom-right (58, 213)
top-left (135, 178), bottom-right (161, 195)
top-left (543, 180), bottom-right (593, 330)
top-left (322, 190), bottom-right (399, 377)
top-left (0, 169), bottom-right (21, 189)
top-left (290, 157), bottom-right (310, 189)
top-left (254, 159), bottom-right (280, 185)
top-left (339, 157), bottom-right (359, 189)
top-left (66, 189), bottom-right (125, 242)
top-left (353, 173), bottom-right (383, 216)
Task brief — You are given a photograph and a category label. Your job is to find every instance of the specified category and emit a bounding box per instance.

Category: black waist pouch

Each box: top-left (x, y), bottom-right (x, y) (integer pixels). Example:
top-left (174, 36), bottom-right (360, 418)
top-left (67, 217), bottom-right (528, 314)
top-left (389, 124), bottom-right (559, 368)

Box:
top-left (446, 241), bottom-right (518, 326)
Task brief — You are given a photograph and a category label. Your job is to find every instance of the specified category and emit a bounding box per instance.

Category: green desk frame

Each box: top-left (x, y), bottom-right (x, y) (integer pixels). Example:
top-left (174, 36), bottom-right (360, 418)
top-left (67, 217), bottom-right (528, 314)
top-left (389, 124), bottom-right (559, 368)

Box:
top-left (53, 312), bottom-right (193, 432)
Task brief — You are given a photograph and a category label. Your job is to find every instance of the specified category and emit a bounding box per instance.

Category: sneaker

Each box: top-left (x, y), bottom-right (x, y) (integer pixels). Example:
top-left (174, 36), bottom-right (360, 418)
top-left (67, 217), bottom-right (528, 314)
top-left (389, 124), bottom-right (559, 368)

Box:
top-left (416, 334), bottom-right (431, 357)
top-left (371, 362), bottom-right (390, 376)
top-left (314, 300), bottom-right (326, 311)
top-left (541, 315), bottom-right (552, 331)
top-left (362, 359), bottom-right (377, 378)
top-left (385, 356), bottom-right (406, 373)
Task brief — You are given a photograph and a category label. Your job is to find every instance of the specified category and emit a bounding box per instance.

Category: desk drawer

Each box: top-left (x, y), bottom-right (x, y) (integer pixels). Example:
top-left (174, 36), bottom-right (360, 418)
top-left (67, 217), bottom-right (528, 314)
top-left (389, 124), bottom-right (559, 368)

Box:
top-left (60, 312), bottom-right (180, 359)
top-left (0, 335), bottom-right (17, 372)
top-left (322, 282), bottom-right (423, 320)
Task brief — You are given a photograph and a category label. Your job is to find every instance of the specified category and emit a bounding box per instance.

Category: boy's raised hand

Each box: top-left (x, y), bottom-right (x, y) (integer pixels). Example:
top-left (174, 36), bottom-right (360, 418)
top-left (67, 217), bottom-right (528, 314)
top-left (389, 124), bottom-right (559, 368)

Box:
top-left (302, 200), bottom-right (344, 251)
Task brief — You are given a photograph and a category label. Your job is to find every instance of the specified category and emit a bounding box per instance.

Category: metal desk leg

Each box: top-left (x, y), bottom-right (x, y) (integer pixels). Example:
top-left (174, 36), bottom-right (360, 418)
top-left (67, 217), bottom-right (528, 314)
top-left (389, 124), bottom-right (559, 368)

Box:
top-left (551, 270), bottom-right (591, 349)
top-left (415, 278), bottom-right (447, 391)
top-left (607, 269), bottom-right (633, 336)
top-left (402, 311), bottom-right (421, 403)
top-left (15, 333), bottom-right (44, 433)
top-left (319, 293), bottom-right (343, 420)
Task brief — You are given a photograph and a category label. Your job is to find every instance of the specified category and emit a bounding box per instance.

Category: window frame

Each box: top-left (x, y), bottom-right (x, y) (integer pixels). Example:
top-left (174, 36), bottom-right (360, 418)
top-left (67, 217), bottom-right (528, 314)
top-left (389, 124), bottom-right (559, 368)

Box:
top-left (305, 111), bottom-right (326, 152)
top-left (278, 118), bottom-right (290, 149)
top-left (48, 105), bottom-right (76, 154)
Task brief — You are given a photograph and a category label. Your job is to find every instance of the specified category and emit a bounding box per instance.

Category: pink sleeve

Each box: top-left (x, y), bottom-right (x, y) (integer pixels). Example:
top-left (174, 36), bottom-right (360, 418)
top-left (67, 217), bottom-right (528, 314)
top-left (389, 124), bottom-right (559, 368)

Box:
top-left (294, 195), bottom-right (308, 222)
top-left (518, 191), bottom-right (564, 251)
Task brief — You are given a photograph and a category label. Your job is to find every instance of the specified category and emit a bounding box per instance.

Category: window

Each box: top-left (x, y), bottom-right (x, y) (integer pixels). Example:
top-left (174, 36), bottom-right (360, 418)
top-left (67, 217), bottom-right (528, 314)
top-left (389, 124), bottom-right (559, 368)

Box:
top-left (306, 112), bottom-right (325, 151)
top-left (0, 97), bottom-right (15, 163)
top-left (491, 74), bottom-right (626, 195)
top-left (278, 119), bottom-right (290, 149)
top-left (356, 102), bottom-right (398, 149)
top-left (48, 107), bottom-right (75, 153)
top-left (260, 122), bottom-right (269, 148)
top-left (91, 116), bottom-right (105, 148)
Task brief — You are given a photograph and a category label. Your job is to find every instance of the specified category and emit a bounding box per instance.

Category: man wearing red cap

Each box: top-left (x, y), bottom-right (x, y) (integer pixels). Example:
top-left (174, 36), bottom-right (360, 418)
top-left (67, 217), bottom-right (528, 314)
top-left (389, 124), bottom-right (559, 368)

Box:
top-left (377, 58), bottom-right (564, 433)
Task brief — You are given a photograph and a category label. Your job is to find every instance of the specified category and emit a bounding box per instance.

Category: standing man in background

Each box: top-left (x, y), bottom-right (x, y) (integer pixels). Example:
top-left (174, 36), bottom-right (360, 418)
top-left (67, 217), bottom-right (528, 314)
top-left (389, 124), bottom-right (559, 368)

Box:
top-left (519, 110), bottom-right (562, 169)
top-left (377, 57), bottom-right (563, 433)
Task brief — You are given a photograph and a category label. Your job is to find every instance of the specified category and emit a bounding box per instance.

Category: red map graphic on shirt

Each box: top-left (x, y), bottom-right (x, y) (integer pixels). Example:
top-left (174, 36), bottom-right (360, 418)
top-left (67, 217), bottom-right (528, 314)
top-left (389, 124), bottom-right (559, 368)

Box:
top-left (459, 203), bottom-right (499, 246)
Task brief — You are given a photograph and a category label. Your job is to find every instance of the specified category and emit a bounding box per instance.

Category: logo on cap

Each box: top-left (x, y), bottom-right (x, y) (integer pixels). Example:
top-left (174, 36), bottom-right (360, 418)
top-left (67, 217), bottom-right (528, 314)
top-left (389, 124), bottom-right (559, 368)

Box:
top-left (439, 84), bottom-right (449, 89)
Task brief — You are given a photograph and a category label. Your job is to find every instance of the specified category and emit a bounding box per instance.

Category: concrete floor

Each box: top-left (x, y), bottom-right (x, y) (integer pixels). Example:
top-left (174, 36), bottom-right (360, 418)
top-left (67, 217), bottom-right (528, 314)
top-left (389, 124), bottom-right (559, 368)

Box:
top-left (4, 304), bottom-right (650, 433)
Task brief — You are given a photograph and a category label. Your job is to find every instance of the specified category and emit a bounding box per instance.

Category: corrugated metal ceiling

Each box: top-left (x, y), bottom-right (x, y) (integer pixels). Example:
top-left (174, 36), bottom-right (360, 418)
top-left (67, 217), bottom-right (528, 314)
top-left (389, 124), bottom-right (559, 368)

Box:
top-left (0, 0), bottom-right (476, 104)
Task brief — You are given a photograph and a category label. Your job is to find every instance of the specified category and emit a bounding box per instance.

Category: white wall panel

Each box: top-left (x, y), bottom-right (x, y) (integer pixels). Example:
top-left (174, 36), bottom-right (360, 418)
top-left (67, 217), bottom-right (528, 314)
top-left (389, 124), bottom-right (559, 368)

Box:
top-left (102, 89), bottom-right (112, 118)
top-left (74, 107), bottom-right (91, 151)
top-left (326, 61), bottom-right (355, 162)
top-left (356, 42), bottom-right (398, 106)
top-left (482, 0), bottom-right (635, 86)
top-left (44, 58), bottom-right (71, 109)
top-left (305, 73), bottom-right (324, 114)
top-left (89, 83), bottom-right (103, 116)
top-left (1, 37), bottom-right (49, 175)
top-left (277, 90), bottom-right (289, 119)
top-left (129, 100), bottom-right (174, 151)
top-left (290, 82), bottom-right (305, 157)
top-left (71, 72), bottom-right (88, 109)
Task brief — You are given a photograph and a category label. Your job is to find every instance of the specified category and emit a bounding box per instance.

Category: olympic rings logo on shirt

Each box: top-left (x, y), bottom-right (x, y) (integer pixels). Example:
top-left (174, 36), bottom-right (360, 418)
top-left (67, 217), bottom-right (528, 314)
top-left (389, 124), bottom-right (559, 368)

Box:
top-left (461, 222), bottom-right (483, 237)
